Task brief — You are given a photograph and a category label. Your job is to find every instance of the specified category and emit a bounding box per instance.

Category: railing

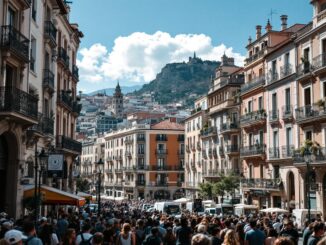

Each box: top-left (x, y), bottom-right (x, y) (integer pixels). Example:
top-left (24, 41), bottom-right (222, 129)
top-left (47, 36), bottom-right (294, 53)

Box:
top-left (267, 71), bottom-right (279, 84)
top-left (269, 110), bottom-right (279, 122)
top-left (178, 150), bottom-right (185, 155)
top-left (197, 142), bottom-right (201, 150)
top-left (124, 151), bottom-right (132, 157)
top-left (245, 48), bottom-right (266, 65)
top-left (137, 150), bottom-right (145, 155)
top-left (58, 47), bottom-right (69, 67)
top-left (43, 69), bottom-right (55, 92)
top-left (280, 64), bottom-right (293, 79)
top-left (137, 136), bottom-right (146, 142)
top-left (240, 110), bottom-right (266, 125)
top-left (72, 64), bottom-right (79, 80)
top-left (269, 147), bottom-right (280, 159)
top-left (209, 75), bottom-right (244, 92)
top-left (296, 104), bottom-right (326, 122)
top-left (136, 165), bottom-right (149, 170)
top-left (0, 86), bottom-right (38, 120)
top-left (225, 145), bottom-right (239, 153)
top-left (241, 178), bottom-right (283, 190)
top-left (56, 135), bottom-right (82, 153)
top-left (41, 116), bottom-right (54, 135)
top-left (282, 105), bottom-right (293, 120)
top-left (57, 91), bottom-right (73, 109)
top-left (0, 25), bottom-right (29, 62)
top-left (293, 147), bottom-right (326, 163)
top-left (281, 145), bottom-right (295, 158)
top-left (241, 75), bottom-right (265, 94)
top-left (155, 149), bottom-right (168, 155)
top-left (200, 126), bottom-right (217, 137)
top-left (240, 145), bottom-right (266, 157)
top-left (220, 122), bottom-right (239, 132)
top-left (297, 53), bottom-right (326, 78)
top-left (148, 182), bottom-right (168, 187)
top-left (149, 165), bottom-right (183, 171)
top-left (44, 21), bottom-right (57, 45)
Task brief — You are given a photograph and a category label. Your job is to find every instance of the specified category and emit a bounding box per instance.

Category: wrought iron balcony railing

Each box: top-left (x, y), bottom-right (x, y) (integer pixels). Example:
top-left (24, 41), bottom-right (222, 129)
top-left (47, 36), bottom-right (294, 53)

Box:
top-left (0, 86), bottom-right (38, 120)
top-left (156, 135), bottom-right (167, 141)
top-left (200, 126), bottom-right (217, 137)
top-left (43, 69), bottom-right (55, 92)
top-left (56, 135), bottom-right (82, 153)
top-left (220, 122), bottom-right (239, 133)
top-left (280, 64), bottom-right (293, 79)
top-left (282, 105), bottom-right (293, 120)
top-left (281, 145), bottom-right (294, 158)
top-left (240, 110), bottom-right (267, 125)
top-left (136, 180), bottom-right (146, 186)
top-left (241, 75), bottom-right (265, 94)
top-left (293, 147), bottom-right (326, 163)
top-left (155, 149), bottom-right (168, 155)
top-left (240, 144), bottom-right (266, 157)
top-left (72, 64), bottom-right (79, 81)
top-left (295, 104), bottom-right (326, 123)
top-left (241, 178), bottom-right (283, 190)
top-left (225, 145), bottom-right (239, 153)
top-left (0, 25), bottom-right (29, 62)
top-left (267, 71), bottom-right (279, 84)
top-left (269, 110), bottom-right (279, 122)
top-left (44, 21), bottom-right (57, 46)
top-left (269, 147), bottom-right (280, 159)
top-left (58, 47), bottom-right (69, 67)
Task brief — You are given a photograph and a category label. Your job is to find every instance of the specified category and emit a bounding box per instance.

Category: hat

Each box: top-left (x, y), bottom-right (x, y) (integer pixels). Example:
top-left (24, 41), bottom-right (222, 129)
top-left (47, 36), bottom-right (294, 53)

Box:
top-left (2, 221), bottom-right (13, 229)
top-left (5, 230), bottom-right (27, 244)
top-left (39, 217), bottom-right (47, 222)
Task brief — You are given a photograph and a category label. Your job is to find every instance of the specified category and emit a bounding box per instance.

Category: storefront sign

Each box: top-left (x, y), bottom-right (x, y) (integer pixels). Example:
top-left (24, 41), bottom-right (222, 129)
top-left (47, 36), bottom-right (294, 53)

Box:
top-left (47, 154), bottom-right (64, 178)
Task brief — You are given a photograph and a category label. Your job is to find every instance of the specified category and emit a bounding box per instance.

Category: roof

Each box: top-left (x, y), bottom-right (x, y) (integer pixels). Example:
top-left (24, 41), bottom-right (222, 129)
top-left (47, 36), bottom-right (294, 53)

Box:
top-left (151, 119), bottom-right (184, 130)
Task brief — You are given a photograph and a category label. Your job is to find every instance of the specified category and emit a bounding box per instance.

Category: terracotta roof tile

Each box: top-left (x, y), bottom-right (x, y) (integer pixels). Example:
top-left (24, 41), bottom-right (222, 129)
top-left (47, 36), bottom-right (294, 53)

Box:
top-left (151, 119), bottom-right (184, 130)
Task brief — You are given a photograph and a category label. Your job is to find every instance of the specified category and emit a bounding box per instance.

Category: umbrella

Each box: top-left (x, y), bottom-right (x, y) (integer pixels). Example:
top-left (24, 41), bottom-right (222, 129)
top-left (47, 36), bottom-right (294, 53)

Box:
top-left (260, 207), bottom-right (289, 213)
top-left (174, 197), bottom-right (191, 203)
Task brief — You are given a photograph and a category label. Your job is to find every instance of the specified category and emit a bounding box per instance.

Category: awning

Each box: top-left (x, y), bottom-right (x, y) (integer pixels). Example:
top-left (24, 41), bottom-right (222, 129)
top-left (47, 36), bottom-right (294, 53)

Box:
top-left (24, 185), bottom-right (86, 207)
top-left (77, 192), bottom-right (93, 201)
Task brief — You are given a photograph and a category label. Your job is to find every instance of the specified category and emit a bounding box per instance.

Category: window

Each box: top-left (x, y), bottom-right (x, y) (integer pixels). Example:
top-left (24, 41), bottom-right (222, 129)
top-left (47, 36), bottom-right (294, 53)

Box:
top-left (274, 165), bottom-right (280, 179)
top-left (248, 101), bottom-right (252, 113)
top-left (258, 97), bottom-right (263, 110)
top-left (285, 88), bottom-right (291, 111)
top-left (30, 38), bottom-right (36, 72)
top-left (260, 165), bottom-right (264, 178)
top-left (273, 131), bottom-right (278, 148)
top-left (7, 7), bottom-right (16, 27)
top-left (272, 93), bottom-right (277, 112)
top-left (158, 158), bottom-right (165, 169)
top-left (249, 165), bottom-right (253, 178)
top-left (272, 60), bottom-right (277, 75)
top-left (284, 53), bottom-right (290, 67)
top-left (323, 81), bottom-right (326, 99)
top-left (32, 0), bottom-right (37, 21)
top-left (286, 127), bottom-right (292, 147)
top-left (305, 131), bottom-right (312, 141)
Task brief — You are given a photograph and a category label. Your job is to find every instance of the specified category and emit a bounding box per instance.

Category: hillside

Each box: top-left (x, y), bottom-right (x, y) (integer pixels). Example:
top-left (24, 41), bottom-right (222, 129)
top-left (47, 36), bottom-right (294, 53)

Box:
top-left (88, 85), bottom-right (142, 96)
top-left (133, 55), bottom-right (220, 105)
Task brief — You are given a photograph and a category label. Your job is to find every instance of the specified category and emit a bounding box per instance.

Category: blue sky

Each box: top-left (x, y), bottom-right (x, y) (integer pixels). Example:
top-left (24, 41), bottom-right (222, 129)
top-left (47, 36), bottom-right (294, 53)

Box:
top-left (70, 0), bottom-right (312, 93)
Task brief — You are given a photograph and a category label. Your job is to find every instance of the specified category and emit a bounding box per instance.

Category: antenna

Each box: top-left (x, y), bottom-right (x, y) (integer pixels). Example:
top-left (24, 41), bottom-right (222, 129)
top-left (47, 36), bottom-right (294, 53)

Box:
top-left (269, 9), bottom-right (278, 26)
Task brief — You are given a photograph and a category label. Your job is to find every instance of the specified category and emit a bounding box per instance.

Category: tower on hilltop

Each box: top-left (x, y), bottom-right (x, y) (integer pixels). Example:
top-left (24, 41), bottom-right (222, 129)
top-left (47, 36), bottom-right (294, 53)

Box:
top-left (112, 81), bottom-right (124, 118)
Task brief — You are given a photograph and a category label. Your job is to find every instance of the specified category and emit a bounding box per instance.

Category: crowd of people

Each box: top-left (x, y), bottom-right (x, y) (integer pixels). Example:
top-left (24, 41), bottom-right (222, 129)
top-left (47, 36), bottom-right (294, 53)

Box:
top-left (0, 201), bottom-right (325, 245)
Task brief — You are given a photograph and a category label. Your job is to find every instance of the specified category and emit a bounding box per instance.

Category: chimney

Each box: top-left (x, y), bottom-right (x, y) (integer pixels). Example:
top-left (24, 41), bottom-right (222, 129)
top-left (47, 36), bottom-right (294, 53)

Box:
top-left (256, 25), bottom-right (262, 39)
top-left (280, 15), bottom-right (288, 30)
top-left (265, 19), bottom-right (272, 33)
top-left (248, 36), bottom-right (252, 45)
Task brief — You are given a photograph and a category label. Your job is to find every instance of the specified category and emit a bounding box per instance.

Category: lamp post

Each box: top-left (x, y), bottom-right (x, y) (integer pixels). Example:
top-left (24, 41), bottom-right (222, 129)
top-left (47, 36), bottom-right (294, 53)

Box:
top-left (304, 147), bottom-right (312, 223)
top-left (97, 158), bottom-right (104, 216)
top-left (34, 142), bottom-right (38, 225)
top-left (38, 149), bottom-right (48, 219)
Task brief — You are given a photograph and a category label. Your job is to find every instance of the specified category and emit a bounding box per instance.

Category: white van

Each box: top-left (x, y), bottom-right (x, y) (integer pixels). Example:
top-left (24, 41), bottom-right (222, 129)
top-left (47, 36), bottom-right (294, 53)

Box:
top-left (234, 204), bottom-right (258, 216)
top-left (216, 204), bottom-right (234, 216)
top-left (202, 200), bottom-right (216, 209)
top-left (154, 202), bottom-right (181, 216)
top-left (292, 209), bottom-right (323, 230)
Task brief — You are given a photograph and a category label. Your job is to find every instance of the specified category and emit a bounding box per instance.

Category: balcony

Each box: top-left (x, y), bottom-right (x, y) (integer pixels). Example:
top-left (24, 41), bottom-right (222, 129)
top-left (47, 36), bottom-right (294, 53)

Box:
top-left (203, 170), bottom-right (222, 178)
top-left (0, 25), bottom-right (29, 63)
top-left (241, 178), bottom-right (283, 191)
top-left (57, 47), bottom-right (69, 68)
top-left (241, 75), bottom-right (265, 95)
top-left (136, 180), bottom-right (146, 186)
top-left (124, 138), bottom-right (134, 144)
top-left (209, 75), bottom-right (244, 93)
top-left (72, 64), bottom-right (79, 81)
top-left (17, 0), bottom-right (31, 9)
top-left (220, 122), bottom-right (239, 134)
top-left (125, 151), bottom-right (132, 158)
top-left (148, 182), bottom-right (168, 187)
top-left (30, 115), bottom-right (54, 136)
top-left (200, 126), bottom-right (217, 137)
top-left (156, 135), bottom-right (167, 141)
top-left (43, 69), bottom-right (55, 93)
top-left (267, 71), bottom-right (279, 85)
top-left (137, 150), bottom-right (145, 155)
top-left (295, 105), bottom-right (326, 124)
top-left (155, 149), bottom-right (168, 155)
top-left (44, 21), bottom-right (57, 47)
top-left (245, 48), bottom-right (266, 65)
top-left (178, 149), bottom-right (185, 156)
top-left (213, 148), bottom-right (218, 158)
top-left (72, 101), bottom-right (82, 116)
top-left (268, 147), bottom-right (280, 159)
top-left (149, 165), bottom-right (183, 171)
top-left (57, 91), bottom-right (73, 109)
top-left (282, 105), bottom-right (293, 121)
top-left (136, 165), bottom-right (149, 170)
top-left (208, 148), bottom-right (213, 158)
top-left (240, 145), bottom-right (266, 158)
top-left (280, 64), bottom-right (293, 79)
top-left (115, 156), bottom-right (122, 161)
top-left (197, 142), bottom-right (201, 150)
top-left (225, 145), bottom-right (239, 154)
top-left (123, 166), bottom-right (135, 172)
top-left (0, 86), bottom-right (38, 124)
top-left (269, 110), bottom-right (279, 124)
top-left (115, 168), bottom-right (123, 173)
top-left (281, 145), bottom-right (295, 159)
top-left (107, 156), bottom-right (114, 163)
top-left (293, 147), bottom-right (326, 165)
top-left (137, 136), bottom-right (146, 142)
top-left (297, 53), bottom-right (326, 81)
top-left (240, 110), bottom-right (266, 128)
top-left (183, 182), bottom-right (198, 189)
top-left (56, 135), bottom-right (82, 154)
top-left (178, 135), bottom-right (185, 141)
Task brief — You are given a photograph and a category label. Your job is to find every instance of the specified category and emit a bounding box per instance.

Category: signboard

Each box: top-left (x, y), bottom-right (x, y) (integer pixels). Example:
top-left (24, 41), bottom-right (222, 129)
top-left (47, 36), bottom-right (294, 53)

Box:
top-left (47, 154), bottom-right (64, 178)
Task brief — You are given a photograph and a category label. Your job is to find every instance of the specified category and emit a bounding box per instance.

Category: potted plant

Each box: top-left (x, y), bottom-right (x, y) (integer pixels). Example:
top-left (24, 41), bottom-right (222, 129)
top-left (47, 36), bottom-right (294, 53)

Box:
top-left (317, 99), bottom-right (325, 109)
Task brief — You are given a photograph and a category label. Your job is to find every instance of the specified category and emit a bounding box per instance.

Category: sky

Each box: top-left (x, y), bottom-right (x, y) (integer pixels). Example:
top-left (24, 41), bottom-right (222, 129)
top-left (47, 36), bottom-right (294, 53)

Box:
top-left (70, 0), bottom-right (312, 93)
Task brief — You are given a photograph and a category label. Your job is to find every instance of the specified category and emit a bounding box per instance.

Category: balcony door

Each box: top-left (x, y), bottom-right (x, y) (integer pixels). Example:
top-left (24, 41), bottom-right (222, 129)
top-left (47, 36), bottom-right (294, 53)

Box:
top-left (7, 7), bottom-right (17, 27)
top-left (285, 88), bottom-right (291, 112)
top-left (304, 87), bottom-right (312, 116)
top-left (322, 39), bottom-right (326, 66)
top-left (286, 127), bottom-right (292, 155)
top-left (5, 65), bottom-right (15, 87)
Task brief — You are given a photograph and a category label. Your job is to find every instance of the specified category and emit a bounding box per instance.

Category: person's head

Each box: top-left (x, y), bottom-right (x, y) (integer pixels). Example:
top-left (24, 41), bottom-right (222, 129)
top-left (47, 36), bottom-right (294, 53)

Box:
top-left (267, 228), bottom-right (278, 238)
top-left (249, 219), bottom-right (257, 229)
top-left (313, 222), bottom-right (325, 237)
top-left (23, 221), bottom-right (36, 236)
top-left (151, 227), bottom-right (159, 236)
top-left (82, 223), bottom-right (91, 233)
top-left (317, 236), bottom-right (326, 245)
top-left (4, 230), bottom-right (26, 245)
top-left (181, 217), bottom-right (188, 227)
top-left (224, 230), bottom-right (238, 245)
top-left (274, 237), bottom-right (294, 245)
top-left (283, 219), bottom-right (293, 230)
top-left (122, 223), bottom-right (131, 235)
top-left (64, 228), bottom-right (76, 241)
top-left (191, 234), bottom-right (211, 245)
top-left (211, 227), bottom-right (220, 237)
top-left (136, 219), bottom-right (144, 228)
top-left (197, 224), bottom-right (207, 234)
top-left (0, 239), bottom-right (10, 245)
top-left (92, 232), bottom-right (103, 245)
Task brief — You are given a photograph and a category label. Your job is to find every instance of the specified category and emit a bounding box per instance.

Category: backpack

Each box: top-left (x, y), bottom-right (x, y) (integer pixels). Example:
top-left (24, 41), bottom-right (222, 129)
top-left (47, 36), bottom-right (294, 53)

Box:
top-left (135, 230), bottom-right (145, 245)
top-left (24, 236), bottom-right (35, 245)
top-left (79, 233), bottom-right (93, 245)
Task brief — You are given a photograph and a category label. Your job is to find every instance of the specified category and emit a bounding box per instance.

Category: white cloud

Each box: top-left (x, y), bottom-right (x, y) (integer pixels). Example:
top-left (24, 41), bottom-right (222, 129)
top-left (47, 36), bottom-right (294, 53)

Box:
top-left (77, 31), bottom-right (245, 86)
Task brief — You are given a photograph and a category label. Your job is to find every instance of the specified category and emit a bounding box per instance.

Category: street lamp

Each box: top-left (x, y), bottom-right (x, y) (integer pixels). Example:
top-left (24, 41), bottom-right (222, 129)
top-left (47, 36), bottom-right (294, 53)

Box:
top-left (97, 158), bottom-right (104, 216)
top-left (38, 149), bottom-right (48, 218)
top-left (304, 147), bottom-right (312, 223)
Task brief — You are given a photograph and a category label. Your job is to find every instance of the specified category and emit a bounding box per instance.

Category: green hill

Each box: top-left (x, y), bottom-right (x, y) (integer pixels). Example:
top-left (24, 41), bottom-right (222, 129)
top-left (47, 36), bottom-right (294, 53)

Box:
top-left (133, 55), bottom-right (220, 106)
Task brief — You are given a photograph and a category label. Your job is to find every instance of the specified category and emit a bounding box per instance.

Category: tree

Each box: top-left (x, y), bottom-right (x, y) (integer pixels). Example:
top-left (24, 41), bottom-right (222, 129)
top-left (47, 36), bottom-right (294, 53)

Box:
top-left (76, 179), bottom-right (90, 193)
top-left (212, 173), bottom-right (240, 202)
top-left (199, 182), bottom-right (213, 199)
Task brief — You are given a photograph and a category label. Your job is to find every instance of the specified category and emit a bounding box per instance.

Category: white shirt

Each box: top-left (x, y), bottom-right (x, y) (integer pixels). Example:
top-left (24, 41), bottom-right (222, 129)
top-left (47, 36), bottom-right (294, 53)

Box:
top-left (76, 233), bottom-right (93, 245)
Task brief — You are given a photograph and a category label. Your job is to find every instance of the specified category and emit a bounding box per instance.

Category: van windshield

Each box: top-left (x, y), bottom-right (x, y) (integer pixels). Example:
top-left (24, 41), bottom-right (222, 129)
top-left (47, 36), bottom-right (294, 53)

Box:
top-left (164, 205), bottom-right (180, 215)
top-left (222, 207), bottom-right (234, 215)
